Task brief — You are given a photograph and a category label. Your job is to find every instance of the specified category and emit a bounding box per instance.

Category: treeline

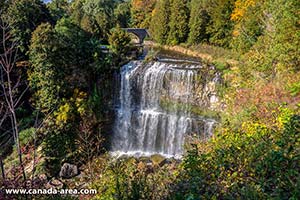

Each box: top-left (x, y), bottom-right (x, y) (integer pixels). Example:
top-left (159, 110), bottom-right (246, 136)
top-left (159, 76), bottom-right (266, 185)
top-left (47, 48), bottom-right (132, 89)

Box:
top-left (149, 0), bottom-right (235, 47)
top-left (149, 0), bottom-right (299, 76)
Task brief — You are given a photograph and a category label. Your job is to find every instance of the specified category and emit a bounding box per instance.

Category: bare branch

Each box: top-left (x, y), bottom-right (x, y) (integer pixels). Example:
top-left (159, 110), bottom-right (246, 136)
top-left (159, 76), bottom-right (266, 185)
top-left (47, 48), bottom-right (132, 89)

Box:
top-left (0, 15), bottom-right (27, 181)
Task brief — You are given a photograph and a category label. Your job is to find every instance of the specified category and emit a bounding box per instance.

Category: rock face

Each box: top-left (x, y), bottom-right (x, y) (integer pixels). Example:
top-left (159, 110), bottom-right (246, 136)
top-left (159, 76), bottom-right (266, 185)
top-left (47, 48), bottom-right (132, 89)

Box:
top-left (59, 163), bottom-right (79, 179)
top-left (112, 60), bottom-right (220, 157)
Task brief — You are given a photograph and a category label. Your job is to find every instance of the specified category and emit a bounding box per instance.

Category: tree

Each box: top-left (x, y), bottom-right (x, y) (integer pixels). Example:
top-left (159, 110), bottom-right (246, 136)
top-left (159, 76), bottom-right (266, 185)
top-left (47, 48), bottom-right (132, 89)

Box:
top-left (71, 0), bottom-right (117, 41)
top-left (29, 19), bottom-right (104, 176)
top-left (150, 0), bottom-right (170, 44)
top-left (28, 23), bottom-right (62, 113)
top-left (167, 0), bottom-right (189, 45)
top-left (131, 0), bottom-right (156, 28)
top-left (244, 0), bottom-right (300, 77)
top-left (47, 0), bottom-right (70, 22)
top-left (188, 0), bottom-right (210, 44)
top-left (6, 0), bottom-right (52, 55)
top-left (108, 26), bottom-right (131, 62)
top-left (114, 1), bottom-right (131, 28)
top-left (230, 0), bottom-right (264, 53)
top-left (207, 0), bottom-right (235, 47)
top-left (0, 17), bottom-right (28, 181)
top-left (0, 99), bottom-right (11, 180)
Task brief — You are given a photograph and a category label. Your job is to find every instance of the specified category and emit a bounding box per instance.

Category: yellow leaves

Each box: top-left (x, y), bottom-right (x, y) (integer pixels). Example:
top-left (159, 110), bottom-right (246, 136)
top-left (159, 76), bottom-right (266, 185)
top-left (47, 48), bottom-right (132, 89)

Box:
top-left (241, 121), bottom-right (268, 137)
top-left (131, 0), bottom-right (143, 9)
top-left (232, 29), bottom-right (240, 37)
top-left (55, 102), bottom-right (71, 125)
top-left (73, 88), bottom-right (87, 115)
top-left (276, 107), bottom-right (294, 130)
top-left (55, 89), bottom-right (88, 125)
top-left (231, 0), bottom-right (257, 22)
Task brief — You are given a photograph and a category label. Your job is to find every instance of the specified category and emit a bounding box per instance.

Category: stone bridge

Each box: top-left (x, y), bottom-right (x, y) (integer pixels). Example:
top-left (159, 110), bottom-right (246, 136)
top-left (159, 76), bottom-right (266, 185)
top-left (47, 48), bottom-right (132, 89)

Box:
top-left (123, 28), bottom-right (150, 44)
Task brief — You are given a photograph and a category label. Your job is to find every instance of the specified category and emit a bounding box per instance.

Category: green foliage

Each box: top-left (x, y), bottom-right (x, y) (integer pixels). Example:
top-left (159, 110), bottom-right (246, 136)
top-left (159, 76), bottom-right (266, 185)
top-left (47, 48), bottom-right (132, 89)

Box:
top-left (6, 0), bottom-right (52, 54)
top-left (29, 23), bottom-right (63, 112)
top-left (29, 18), bottom-right (108, 176)
top-left (47, 0), bottom-right (70, 22)
top-left (19, 128), bottom-right (35, 146)
top-left (29, 18), bottom-right (104, 112)
top-left (230, 0), bottom-right (264, 53)
top-left (114, 1), bottom-right (131, 28)
top-left (149, 0), bottom-right (170, 44)
top-left (167, 0), bottom-right (189, 45)
top-left (41, 116), bottom-right (77, 177)
top-left (289, 82), bottom-right (300, 97)
top-left (130, 0), bottom-right (156, 28)
top-left (108, 26), bottom-right (131, 60)
top-left (91, 157), bottom-right (177, 200)
top-left (71, 0), bottom-right (117, 41)
top-left (207, 0), bottom-right (235, 47)
top-left (242, 0), bottom-right (300, 77)
top-left (188, 0), bottom-right (210, 44)
top-left (173, 110), bottom-right (300, 199)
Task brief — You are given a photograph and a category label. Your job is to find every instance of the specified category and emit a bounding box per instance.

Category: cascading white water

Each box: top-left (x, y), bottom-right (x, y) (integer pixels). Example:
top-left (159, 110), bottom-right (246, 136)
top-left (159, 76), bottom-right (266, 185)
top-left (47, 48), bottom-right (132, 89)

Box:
top-left (112, 60), bottom-right (219, 158)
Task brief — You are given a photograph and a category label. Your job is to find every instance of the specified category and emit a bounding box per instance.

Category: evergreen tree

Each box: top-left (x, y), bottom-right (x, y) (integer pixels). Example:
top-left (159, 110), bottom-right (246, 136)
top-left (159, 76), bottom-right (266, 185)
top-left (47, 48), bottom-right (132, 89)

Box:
top-left (207, 0), bottom-right (235, 47)
top-left (6, 0), bottom-right (52, 54)
top-left (108, 26), bottom-right (131, 63)
top-left (71, 0), bottom-right (117, 41)
top-left (114, 1), bottom-right (131, 28)
top-left (167, 0), bottom-right (189, 45)
top-left (29, 23), bottom-right (63, 112)
top-left (150, 0), bottom-right (170, 44)
top-left (188, 0), bottom-right (210, 44)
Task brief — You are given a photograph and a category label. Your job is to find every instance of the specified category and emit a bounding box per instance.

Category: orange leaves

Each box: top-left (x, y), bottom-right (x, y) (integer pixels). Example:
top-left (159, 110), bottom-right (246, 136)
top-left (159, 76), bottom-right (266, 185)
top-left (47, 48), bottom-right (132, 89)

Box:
top-left (131, 0), bottom-right (156, 10)
top-left (232, 79), bottom-right (298, 126)
top-left (131, 0), bottom-right (143, 9)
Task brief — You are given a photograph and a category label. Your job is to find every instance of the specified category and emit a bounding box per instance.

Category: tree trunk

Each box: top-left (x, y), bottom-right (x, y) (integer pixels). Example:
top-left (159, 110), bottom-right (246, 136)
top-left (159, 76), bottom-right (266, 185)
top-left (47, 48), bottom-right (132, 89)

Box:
top-left (0, 159), bottom-right (5, 180)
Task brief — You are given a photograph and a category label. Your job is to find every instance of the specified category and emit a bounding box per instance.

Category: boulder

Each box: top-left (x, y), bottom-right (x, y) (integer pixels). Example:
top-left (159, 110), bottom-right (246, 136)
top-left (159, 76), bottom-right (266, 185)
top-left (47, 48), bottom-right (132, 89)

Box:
top-left (59, 163), bottom-right (79, 179)
top-left (150, 154), bottom-right (167, 167)
top-left (45, 178), bottom-right (64, 189)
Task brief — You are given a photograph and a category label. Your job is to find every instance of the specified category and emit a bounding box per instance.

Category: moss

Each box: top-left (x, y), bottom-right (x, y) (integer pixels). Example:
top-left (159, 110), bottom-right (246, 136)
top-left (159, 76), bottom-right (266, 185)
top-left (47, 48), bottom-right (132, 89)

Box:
top-left (160, 98), bottom-right (220, 119)
top-left (150, 154), bottom-right (166, 166)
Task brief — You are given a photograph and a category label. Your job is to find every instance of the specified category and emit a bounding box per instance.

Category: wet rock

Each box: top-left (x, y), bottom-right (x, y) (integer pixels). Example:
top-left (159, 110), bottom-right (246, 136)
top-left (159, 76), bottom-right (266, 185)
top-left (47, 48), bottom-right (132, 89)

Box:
top-left (59, 163), bottom-right (79, 179)
top-left (139, 156), bottom-right (152, 164)
top-left (150, 154), bottom-right (167, 166)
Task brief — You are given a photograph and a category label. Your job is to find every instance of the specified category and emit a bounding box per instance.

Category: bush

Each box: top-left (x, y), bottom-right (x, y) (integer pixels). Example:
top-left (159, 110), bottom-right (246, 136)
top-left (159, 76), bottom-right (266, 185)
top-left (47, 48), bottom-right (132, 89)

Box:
top-left (171, 110), bottom-right (300, 199)
top-left (91, 157), bottom-right (178, 200)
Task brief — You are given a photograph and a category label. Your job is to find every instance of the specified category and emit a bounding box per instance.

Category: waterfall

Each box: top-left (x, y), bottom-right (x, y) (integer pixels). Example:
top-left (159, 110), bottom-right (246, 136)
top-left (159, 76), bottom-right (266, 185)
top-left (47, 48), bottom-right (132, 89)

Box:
top-left (112, 60), bottom-right (219, 158)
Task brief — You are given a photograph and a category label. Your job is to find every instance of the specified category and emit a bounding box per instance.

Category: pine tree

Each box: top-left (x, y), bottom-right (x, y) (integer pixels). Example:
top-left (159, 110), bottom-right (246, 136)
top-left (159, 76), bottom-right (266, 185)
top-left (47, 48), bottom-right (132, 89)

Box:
top-left (207, 0), bottom-right (235, 47)
top-left (150, 0), bottom-right (170, 44)
top-left (167, 0), bottom-right (189, 45)
top-left (188, 0), bottom-right (210, 45)
top-left (29, 23), bottom-right (63, 112)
